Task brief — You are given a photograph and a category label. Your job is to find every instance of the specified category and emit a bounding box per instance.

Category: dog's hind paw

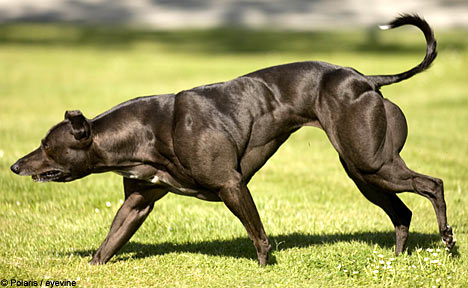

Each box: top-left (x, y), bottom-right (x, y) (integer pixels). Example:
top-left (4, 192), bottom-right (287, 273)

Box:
top-left (441, 225), bottom-right (456, 250)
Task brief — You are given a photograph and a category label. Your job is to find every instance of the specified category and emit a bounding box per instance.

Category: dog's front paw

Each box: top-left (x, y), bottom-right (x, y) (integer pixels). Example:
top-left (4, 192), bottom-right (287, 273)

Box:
top-left (89, 257), bottom-right (104, 265)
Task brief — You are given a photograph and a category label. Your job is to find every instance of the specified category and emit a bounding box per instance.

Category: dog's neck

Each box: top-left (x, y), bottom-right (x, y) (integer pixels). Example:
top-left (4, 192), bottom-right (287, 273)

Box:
top-left (88, 95), bottom-right (176, 175)
top-left (90, 127), bottom-right (149, 173)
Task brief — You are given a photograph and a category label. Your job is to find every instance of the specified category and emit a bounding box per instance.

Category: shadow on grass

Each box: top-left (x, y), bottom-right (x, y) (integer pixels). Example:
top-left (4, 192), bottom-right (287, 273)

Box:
top-left (75, 231), bottom-right (452, 264)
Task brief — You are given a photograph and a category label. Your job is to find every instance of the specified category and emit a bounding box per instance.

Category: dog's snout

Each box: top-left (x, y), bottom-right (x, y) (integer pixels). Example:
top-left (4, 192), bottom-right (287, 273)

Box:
top-left (10, 162), bottom-right (21, 174)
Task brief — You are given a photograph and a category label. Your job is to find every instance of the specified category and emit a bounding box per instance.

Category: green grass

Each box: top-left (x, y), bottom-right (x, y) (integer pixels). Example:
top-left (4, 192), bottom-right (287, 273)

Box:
top-left (0, 24), bottom-right (467, 287)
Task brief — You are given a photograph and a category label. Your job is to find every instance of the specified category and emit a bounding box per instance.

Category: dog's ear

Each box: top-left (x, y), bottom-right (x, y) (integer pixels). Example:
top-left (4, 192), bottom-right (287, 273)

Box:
top-left (65, 110), bottom-right (92, 141)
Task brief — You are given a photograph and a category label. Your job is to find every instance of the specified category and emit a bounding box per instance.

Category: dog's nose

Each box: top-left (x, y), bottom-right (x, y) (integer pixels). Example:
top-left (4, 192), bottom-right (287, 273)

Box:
top-left (10, 162), bottom-right (21, 174)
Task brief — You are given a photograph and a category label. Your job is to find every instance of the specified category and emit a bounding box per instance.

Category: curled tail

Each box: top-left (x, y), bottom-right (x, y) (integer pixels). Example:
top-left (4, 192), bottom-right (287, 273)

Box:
top-left (367, 14), bottom-right (437, 88)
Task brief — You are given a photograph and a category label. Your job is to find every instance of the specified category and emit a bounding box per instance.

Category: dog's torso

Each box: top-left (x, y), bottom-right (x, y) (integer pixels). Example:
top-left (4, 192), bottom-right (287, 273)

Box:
top-left (90, 61), bottom-right (373, 200)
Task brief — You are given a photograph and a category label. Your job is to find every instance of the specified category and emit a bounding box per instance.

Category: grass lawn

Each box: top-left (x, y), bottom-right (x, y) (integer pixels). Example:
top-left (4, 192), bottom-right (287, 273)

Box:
top-left (0, 24), bottom-right (467, 287)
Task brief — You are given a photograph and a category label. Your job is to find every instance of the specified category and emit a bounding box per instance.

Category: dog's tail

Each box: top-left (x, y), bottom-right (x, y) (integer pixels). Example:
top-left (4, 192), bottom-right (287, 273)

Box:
top-left (367, 14), bottom-right (437, 89)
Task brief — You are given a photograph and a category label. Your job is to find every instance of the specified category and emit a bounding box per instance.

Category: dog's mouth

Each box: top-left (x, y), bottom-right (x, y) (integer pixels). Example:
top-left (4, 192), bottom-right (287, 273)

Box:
top-left (32, 170), bottom-right (64, 183)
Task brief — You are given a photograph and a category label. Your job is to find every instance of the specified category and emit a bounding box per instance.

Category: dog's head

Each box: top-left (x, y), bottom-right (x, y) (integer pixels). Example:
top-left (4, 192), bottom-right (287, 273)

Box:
top-left (10, 110), bottom-right (94, 183)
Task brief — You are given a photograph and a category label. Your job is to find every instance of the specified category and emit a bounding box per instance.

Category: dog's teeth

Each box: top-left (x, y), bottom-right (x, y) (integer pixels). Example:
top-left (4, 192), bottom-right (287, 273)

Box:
top-left (150, 175), bottom-right (160, 184)
top-left (379, 25), bottom-right (391, 30)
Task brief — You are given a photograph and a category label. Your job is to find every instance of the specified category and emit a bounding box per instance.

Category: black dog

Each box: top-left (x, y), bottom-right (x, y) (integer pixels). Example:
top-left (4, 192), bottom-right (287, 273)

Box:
top-left (11, 15), bottom-right (455, 265)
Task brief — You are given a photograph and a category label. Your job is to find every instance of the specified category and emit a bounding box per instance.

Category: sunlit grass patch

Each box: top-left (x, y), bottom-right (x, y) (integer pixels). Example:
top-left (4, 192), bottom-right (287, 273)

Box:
top-left (0, 24), bottom-right (467, 287)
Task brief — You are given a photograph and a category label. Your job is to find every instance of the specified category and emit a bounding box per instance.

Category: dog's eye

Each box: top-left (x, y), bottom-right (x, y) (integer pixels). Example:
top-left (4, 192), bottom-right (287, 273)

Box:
top-left (42, 140), bottom-right (50, 151)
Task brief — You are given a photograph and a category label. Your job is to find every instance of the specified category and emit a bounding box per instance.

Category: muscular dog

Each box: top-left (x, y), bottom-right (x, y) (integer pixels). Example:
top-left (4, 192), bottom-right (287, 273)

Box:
top-left (11, 15), bottom-right (455, 265)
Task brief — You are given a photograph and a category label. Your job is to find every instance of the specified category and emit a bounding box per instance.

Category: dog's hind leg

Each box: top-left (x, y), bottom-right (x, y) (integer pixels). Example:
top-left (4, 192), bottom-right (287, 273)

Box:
top-left (340, 157), bottom-right (412, 255)
top-left (377, 99), bottom-right (454, 250)
top-left (413, 174), bottom-right (455, 249)
top-left (368, 159), bottom-right (455, 250)
top-left (332, 93), bottom-right (455, 252)
top-left (90, 178), bottom-right (167, 264)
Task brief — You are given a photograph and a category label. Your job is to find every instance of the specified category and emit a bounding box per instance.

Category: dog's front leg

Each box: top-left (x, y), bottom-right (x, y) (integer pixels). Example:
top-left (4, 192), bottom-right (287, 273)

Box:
top-left (218, 173), bottom-right (271, 266)
top-left (90, 182), bottom-right (167, 264)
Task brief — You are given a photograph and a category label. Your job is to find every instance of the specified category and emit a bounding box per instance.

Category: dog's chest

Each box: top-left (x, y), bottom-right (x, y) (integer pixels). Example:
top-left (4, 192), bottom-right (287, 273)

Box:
top-left (114, 166), bottom-right (209, 198)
